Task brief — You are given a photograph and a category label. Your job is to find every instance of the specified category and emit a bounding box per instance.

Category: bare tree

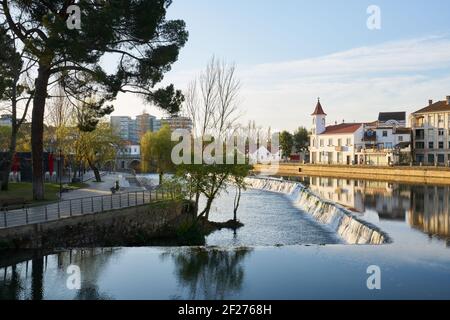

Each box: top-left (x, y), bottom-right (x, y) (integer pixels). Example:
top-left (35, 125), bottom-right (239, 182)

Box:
top-left (180, 56), bottom-right (245, 221)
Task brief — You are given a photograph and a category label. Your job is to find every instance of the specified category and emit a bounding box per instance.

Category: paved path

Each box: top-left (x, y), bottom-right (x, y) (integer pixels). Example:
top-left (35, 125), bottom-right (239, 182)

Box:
top-left (0, 173), bottom-right (165, 230)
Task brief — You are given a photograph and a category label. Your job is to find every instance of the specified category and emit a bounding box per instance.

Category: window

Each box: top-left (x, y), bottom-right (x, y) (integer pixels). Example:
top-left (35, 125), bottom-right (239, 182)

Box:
top-left (328, 139), bottom-right (333, 146)
top-left (428, 154), bottom-right (435, 164)
top-left (346, 138), bottom-right (351, 146)
top-left (338, 139), bottom-right (342, 147)
top-left (438, 115), bottom-right (444, 125)
top-left (428, 115), bottom-right (435, 126)
top-left (429, 142), bottom-right (434, 149)
top-left (382, 131), bottom-right (388, 137)
top-left (415, 142), bottom-right (425, 149)
top-left (398, 136), bottom-right (403, 142)
top-left (439, 142), bottom-right (444, 149)
top-left (438, 154), bottom-right (445, 163)
top-left (415, 129), bottom-right (425, 140)
top-left (320, 139), bottom-right (324, 147)
top-left (322, 118), bottom-right (325, 126)
top-left (439, 129), bottom-right (445, 136)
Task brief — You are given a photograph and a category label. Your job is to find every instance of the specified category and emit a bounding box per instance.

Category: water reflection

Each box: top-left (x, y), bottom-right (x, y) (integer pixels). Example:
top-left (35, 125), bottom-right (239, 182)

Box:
top-left (0, 248), bottom-right (118, 300)
top-left (409, 186), bottom-right (450, 240)
top-left (161, 247), bottom-right (252, 300)
top-left (302, 176), bottom-right (450, 240)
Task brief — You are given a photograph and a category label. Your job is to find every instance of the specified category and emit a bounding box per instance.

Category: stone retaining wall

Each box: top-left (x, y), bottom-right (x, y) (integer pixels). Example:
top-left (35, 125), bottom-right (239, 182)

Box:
top-left (0, 200), bottom-right (195, 249)
top-left (253, 164), bottom-right (450, 185)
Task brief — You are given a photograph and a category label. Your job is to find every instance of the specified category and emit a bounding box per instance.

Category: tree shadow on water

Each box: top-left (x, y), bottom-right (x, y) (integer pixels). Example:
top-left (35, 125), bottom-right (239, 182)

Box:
top-left (161, 247), bottom-right (253, 300)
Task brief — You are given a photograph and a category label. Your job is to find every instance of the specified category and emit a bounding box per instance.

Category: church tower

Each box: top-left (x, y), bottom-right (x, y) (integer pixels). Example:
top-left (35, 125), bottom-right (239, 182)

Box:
top-left (311, 98), bottom-right (327, 135)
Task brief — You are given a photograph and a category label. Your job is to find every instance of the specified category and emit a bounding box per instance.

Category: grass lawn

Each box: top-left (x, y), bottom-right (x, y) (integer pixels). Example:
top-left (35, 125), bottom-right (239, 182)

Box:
top-left (0, 182), bottom-right (88, 207)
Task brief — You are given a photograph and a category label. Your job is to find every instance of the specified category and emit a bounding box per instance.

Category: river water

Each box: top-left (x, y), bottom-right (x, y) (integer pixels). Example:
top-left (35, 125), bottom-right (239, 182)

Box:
top-left (1, 176), bottom-right (450, 300)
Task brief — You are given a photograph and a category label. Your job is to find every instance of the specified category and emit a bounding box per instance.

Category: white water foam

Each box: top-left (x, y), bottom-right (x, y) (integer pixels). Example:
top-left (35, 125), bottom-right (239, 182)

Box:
top-left (245, 177), bottom-right (390, 245)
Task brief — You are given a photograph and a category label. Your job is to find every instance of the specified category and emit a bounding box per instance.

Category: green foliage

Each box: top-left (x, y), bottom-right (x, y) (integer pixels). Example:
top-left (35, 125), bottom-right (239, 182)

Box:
top-left (279, 131), bottom-right (293, 159)
top-left (141, 124), bottom-right (174, 175)
top-left (0, 126), bottom-right (12, 152)
top-left (2, 0), bottom-right (189, 113)
top-left (293, 127), bottom-right (309, 153)
top-left (176, 221), bottom-right (205, 245)
top-left (175, 146), bottom-right (253, 220)
top-left (0, 26), bottom-right (23, 100)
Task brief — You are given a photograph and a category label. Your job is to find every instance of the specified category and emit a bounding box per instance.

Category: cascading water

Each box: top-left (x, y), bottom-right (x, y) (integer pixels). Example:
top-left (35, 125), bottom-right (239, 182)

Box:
top-left (245, 177), bottom-right (390, 245)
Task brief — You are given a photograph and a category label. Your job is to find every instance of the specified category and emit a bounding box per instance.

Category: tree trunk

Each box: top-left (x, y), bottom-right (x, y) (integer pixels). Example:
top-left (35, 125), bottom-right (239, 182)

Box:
top-left (204, 197), bottom-right (213, 221)
top-left (93, 167), bottom-right (101, 182)
top-left (87, 159), bottom-right (102, 182)
top-left (233, 186), bottom-right (241, 222)
top-left (31, 66), bottom-right (51, 200)
top-left (159, 171), bottom-right (163, 186)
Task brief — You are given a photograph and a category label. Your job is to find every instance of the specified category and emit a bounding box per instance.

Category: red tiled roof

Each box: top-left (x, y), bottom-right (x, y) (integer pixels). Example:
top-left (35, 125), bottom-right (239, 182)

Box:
top-left (320, 123), bottom-right (362, 135)
top-left (311, 100), bottom-right (327, 116)
top-left (413, 100), bottom-right (450, 114)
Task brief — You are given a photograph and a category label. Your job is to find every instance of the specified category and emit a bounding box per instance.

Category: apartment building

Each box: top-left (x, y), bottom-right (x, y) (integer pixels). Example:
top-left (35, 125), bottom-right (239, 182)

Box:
top-left (161, 116), bottom-right (193, 132)
top-left (410, 96), bottom-right (450, 165)
top-left (355, 112), bottom-right (412, 166)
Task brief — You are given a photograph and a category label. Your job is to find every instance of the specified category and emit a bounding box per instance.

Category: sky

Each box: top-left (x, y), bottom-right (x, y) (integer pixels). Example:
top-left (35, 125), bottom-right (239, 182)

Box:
top-left (111, 0), bottom-right (450, 132)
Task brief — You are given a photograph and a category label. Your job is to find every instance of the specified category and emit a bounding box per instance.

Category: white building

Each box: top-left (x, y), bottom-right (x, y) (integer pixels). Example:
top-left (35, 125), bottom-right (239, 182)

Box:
top-left (309, 99), bottom-right (411, 166)
top-left (410, 96), bottom-right (450, 165)
top-left (309, 99), bottom-right (364, 165)
top-left (356, 112), bottom-right (412, 166)
top-left (118, 144), bottom-right (141, 156)
top-left (249, 146), bottom-right (281, 164)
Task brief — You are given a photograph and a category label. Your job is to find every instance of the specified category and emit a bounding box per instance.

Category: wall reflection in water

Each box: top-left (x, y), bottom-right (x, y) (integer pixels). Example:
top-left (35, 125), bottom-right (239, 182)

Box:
top-left (0, 248), bottom-right (118, 300)
top-left (409, 186), bottom-right (450, 241)
top-left (304, 176), bottom-right (450, 240)
top-left (161, 247), bottom-right (252, 300)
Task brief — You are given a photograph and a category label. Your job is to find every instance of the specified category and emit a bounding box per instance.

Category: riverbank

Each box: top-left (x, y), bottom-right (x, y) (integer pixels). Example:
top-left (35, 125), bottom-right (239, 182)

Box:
top-left (0, 200), bottom-right (196, 249)
top-left (253, 163), bottom-right (450, 185)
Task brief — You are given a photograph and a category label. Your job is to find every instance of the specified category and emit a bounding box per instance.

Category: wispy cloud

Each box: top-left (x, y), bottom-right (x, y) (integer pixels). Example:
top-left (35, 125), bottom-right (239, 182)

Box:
top-left (113, 36), bottom-right (450, 131)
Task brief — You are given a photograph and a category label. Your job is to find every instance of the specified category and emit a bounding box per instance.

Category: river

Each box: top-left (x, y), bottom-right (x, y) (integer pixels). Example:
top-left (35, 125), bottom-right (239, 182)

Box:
top-left (1, 176), bottom-right (450, 300)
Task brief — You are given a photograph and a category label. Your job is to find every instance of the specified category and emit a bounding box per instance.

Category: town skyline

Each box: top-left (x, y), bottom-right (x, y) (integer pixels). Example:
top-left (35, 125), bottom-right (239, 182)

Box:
top-left (109, 0), bottom-right (450, 132)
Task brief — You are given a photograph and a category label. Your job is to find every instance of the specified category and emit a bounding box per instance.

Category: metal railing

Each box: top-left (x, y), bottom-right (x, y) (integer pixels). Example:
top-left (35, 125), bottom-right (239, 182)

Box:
top-left (0, 188), bottom-right (181, 230)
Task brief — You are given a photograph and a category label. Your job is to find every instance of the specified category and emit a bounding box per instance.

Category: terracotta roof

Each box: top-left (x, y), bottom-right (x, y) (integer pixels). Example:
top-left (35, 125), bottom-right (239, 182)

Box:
top-left (311, 100), bottom-right (327, 116)
top-left (413, 100), bottom-right (450, 114)
top-left (320, 123), bottom-right (362, 135)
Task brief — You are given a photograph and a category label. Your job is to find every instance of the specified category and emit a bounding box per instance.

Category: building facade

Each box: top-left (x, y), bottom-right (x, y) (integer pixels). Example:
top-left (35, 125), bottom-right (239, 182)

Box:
top-left (136, 113), bottom-right (157, 139)
top-left (161, 116), bottom-right (193, 132)
top-left (309, 100), bottom-right (411, 166)
top-left (110, 116), bottom-right (138, 144)
top-left (355, 112), bottom-right (412, 166)
top-left (410, 96), bottom-right (450, 165)
top-left (309, 99), bottom-right (364, 165)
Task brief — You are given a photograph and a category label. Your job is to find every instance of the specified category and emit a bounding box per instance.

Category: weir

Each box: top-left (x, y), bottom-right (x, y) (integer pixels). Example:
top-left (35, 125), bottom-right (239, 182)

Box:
top-left (244, 177), bottom-right (390, 245)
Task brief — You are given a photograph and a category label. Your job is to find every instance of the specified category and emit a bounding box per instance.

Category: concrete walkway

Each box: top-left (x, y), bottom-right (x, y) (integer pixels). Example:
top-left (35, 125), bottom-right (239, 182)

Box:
top-left (61, 172), bottom-right (145, 200)
top-left (0, 173), bottom-right (158, 230)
